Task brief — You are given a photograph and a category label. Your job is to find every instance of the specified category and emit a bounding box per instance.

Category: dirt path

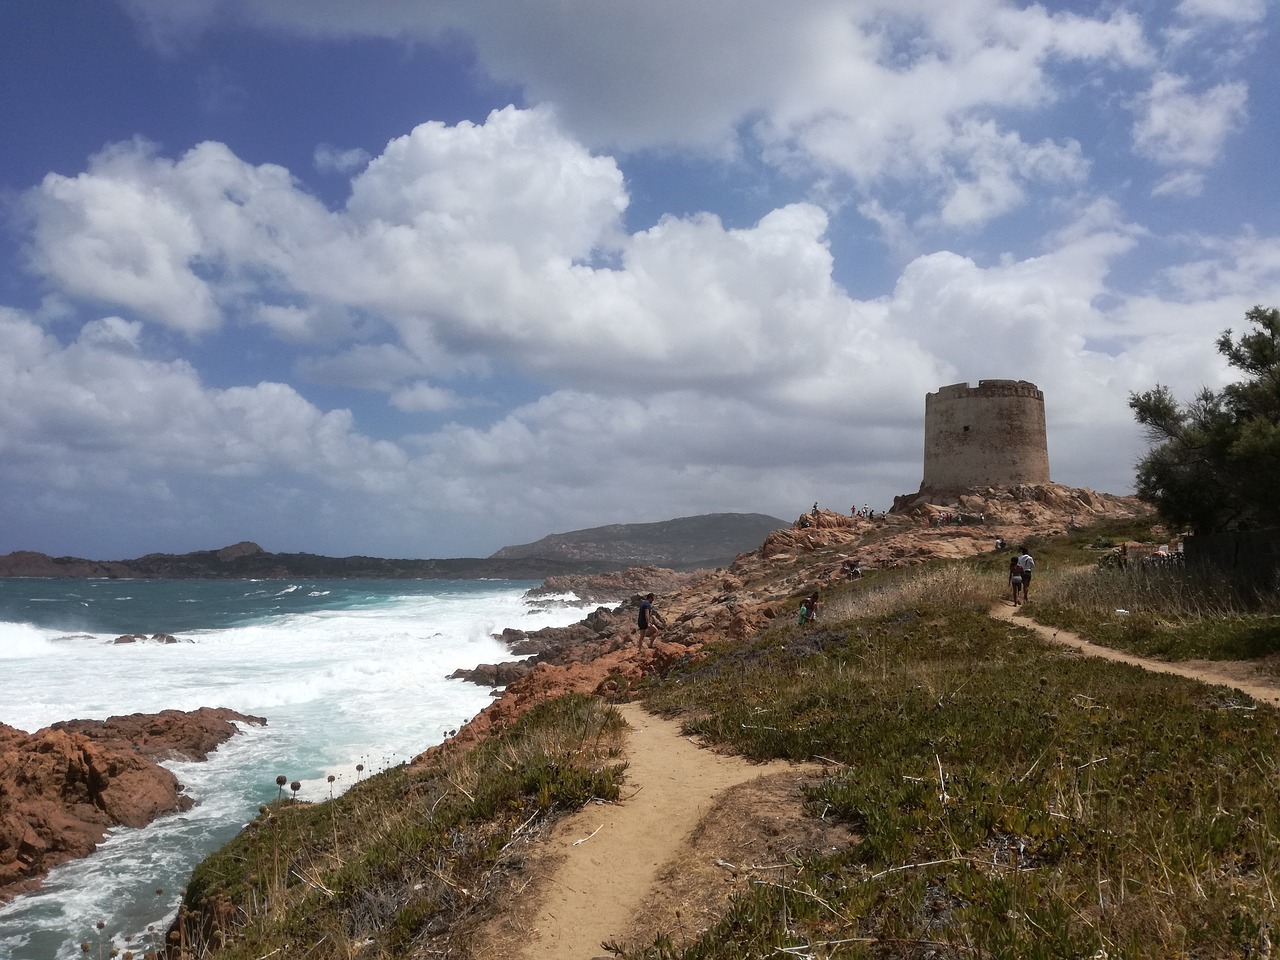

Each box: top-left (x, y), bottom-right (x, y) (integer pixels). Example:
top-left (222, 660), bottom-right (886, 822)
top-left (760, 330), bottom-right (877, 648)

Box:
top-left (473, 608), bottom-right (1280, 959)
top-left (991, 602), bottom-right (1280, 707)
top-left (472, 702), bottom-right (846, 960)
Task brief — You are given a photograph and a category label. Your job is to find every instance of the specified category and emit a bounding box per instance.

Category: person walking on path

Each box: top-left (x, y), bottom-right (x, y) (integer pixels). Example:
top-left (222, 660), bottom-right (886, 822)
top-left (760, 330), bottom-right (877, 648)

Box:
top-left (1017, 549), bottom-right (1036, 600)
top-left (1009, 556), bottom-right (1024, 606)
top-left (636, 593), bottom-right (664, 648)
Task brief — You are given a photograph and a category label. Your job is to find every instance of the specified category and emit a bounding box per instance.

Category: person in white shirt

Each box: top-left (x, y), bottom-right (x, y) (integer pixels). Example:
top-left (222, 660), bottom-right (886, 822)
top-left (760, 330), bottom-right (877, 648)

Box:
top-left (1017, 550), bottom-right (1036, 599)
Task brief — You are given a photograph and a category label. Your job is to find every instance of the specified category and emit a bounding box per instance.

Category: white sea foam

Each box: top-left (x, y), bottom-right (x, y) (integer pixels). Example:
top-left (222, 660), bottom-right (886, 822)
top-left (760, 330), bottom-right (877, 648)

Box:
top-left (0, 579), bottom-right (587, 959)
top-left (0, 622), bottom-right (58, 661)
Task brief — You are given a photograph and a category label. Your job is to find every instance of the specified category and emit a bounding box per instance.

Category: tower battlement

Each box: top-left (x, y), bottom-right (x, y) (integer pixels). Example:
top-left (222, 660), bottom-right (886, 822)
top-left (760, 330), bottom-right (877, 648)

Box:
top-left (931, 380), bottom-right (1044, 403)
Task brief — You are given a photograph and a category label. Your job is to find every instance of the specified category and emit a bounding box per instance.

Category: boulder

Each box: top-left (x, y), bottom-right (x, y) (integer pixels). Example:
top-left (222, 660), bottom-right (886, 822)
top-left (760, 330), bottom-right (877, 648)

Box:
top-left (448, 662), bottom-right (535, 687)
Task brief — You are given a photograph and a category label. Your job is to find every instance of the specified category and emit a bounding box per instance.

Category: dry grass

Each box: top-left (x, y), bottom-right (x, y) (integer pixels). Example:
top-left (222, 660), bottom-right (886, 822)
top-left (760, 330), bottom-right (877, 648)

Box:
top-left (1034, 563), bottom-right (1278, 619)
top-left (821, 562), bottom-right (1003, 623)
top-left (172, 694), bottom-right (628, 959)
top-left (1031, 562), bottom-right (1280, 664)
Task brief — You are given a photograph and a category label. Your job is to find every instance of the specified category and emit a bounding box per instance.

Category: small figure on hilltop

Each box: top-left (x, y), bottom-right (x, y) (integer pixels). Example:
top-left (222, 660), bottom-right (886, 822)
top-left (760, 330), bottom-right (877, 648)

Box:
top-left (812, 502), bottom-right (820, 516)
top-left (1009, 556), bottom-right (1024, 606)
top-left (842, 557), bottom-right (862, 580)
top-left (798, 591), bottom-right (820, 625)
top-left (636, 593), bottom-right (664, 648)
top-left (1017, 548), bottom-right (1036, 600)
top-left (994, 536), bottom-right (1006, 551)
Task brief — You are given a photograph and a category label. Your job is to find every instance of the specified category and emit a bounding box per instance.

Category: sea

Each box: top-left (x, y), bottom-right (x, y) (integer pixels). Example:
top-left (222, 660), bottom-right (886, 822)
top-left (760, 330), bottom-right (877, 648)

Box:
top-left (0, 576), bottom-right (599, 960)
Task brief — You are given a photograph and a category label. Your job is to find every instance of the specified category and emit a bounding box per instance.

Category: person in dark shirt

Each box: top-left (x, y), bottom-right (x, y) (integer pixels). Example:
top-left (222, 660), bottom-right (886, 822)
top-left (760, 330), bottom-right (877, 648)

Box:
top-left (637, 593), bottom-right (664, 648)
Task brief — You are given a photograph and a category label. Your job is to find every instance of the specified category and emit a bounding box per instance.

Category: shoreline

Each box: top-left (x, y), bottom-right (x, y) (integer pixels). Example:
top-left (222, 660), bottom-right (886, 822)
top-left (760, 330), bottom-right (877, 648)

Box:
top-left (0, 708), bottom-right (266, 904)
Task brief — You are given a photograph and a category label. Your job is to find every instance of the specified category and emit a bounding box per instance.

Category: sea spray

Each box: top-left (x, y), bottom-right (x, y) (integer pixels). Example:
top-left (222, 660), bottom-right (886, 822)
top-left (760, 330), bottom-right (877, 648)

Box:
top-left (0, 577), bottom-right (601, 960)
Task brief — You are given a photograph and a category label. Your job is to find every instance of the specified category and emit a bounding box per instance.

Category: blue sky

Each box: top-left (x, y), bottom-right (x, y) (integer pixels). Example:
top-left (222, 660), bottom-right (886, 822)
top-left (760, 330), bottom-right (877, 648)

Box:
top-left (1, 0), bottom-right (1276, 560)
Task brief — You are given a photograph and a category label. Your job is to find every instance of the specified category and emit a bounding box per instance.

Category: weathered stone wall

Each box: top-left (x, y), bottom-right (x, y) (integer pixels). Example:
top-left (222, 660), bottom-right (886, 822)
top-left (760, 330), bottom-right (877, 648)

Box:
top-left (921, 380), bottom-right (1050, 489)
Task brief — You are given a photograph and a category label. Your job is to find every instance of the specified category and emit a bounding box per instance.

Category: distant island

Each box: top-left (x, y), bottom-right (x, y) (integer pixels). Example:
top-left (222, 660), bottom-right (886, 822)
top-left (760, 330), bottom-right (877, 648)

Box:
top-left (0, 513), bottom-right (787, 579)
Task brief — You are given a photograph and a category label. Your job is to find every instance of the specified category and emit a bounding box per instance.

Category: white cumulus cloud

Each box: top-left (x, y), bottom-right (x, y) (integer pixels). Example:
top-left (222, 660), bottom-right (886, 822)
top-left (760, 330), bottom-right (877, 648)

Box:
top-left (1132, 72), bottom-right (1248, 168)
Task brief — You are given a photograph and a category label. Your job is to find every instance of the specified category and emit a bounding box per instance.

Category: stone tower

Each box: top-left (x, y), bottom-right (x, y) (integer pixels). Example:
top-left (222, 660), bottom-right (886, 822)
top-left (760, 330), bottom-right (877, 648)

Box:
top-left (921, 380), bottom-right (1049, 490)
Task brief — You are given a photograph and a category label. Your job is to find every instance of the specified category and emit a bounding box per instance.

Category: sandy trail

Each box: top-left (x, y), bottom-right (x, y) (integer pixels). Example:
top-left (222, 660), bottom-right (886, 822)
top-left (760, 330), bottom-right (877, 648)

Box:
top-left (477, 608), bottom-right (1280, 960)
top-left (519, 703), bottom-right (783, 958)
top-left (475, 702), bottom-right (831, 960)
top-left (990, 602), bottom-right (1280, 706)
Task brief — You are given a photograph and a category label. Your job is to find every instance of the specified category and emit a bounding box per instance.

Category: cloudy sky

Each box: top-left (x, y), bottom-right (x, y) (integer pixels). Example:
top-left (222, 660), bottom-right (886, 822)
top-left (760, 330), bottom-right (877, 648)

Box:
top-left (1, 1), bottom-right (1276, 560)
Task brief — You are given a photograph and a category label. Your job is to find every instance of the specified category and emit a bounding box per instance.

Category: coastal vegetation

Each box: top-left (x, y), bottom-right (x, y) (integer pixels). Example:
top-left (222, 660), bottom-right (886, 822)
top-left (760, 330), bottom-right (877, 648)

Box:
top-left (640, 570), bottom-right (1280, 957)
top-left (1034, 563), bottom-right (1280, 668)
top-left (159, 518), bottom-right (1280, 959)
top-left (1129, 304), bottom-right (1280, 534)
top-left (171, 695), bottom-right (626, 958)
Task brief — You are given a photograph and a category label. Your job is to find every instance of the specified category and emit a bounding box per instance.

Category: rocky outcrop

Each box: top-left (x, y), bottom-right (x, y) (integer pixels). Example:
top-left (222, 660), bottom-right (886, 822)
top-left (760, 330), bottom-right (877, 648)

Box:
top-left (50, 708), bottom-right (266, 763)
top-left (448, 661), bottom-right (535, 688)
top-left (891, 482), bottom-right (1148, 529)
top-left (112, 633), bottom-right (188, 645)
top-left (524, 566), bottom-right (702, 604)
top-left (0, 708), bottom-right (265, 902)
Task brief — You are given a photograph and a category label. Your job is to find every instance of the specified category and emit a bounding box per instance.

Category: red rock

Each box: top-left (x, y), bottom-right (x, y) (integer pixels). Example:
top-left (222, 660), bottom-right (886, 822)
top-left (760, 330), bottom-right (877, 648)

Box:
top-left (0, 708), bottom-right (265, 902)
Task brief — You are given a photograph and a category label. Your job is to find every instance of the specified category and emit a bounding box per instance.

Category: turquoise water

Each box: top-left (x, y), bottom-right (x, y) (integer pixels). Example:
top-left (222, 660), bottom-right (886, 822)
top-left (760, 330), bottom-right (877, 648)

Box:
top-left (0, 577), bottom-right (596, 959)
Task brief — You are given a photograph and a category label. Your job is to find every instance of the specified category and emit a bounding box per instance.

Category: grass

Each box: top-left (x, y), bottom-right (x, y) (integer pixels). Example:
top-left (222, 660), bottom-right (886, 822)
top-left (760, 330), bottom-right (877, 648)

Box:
top-left (635, 587), bottom-right (1280, 958)
top-left (820, 562), bottom-right (1000, 623)
top-left (170, 694), bottom-right (627, 959)
top-left (1028, 556), bottom-right (1280, 667)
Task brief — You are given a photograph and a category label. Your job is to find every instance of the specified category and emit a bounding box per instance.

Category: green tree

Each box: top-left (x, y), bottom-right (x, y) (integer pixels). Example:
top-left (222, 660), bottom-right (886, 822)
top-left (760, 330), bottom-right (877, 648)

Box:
top-left (1129, 305), bottom-right (1280, 534)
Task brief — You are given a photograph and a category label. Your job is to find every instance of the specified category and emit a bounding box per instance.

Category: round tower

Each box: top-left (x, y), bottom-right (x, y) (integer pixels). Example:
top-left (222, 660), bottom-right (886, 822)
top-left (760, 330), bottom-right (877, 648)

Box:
top-left (921, 380), bottom-right (1049, 490)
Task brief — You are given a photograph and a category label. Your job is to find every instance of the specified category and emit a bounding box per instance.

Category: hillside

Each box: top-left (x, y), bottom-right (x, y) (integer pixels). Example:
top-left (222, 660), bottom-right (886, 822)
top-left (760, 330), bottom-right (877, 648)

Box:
top-left (0, 543), bottom-right (629, 580)
top-left (113, 481), bottom-right (1280, 959)
top-left (489, 512), bottom-right (787, 569)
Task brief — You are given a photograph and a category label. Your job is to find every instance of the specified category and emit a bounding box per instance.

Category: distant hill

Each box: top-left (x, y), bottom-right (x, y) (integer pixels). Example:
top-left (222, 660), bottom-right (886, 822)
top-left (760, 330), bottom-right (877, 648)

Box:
top-left (0, 512), bottom-right (788, 580)
top-left (489, 513), bottom-right (787, 570)
top-left (0, 543), bottom-right (629, 581)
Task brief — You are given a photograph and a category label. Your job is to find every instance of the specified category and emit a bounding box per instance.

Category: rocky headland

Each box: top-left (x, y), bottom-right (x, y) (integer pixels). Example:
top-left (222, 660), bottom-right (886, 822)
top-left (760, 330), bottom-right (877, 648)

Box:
top-left (0, 708), bottom-right (265, 902)
top-left (0, 543), bottom-right (624, 581)
top-left (492, 513), bottom-right (787, 570)
top-left (424, 482), bottom-right (1151, 762)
